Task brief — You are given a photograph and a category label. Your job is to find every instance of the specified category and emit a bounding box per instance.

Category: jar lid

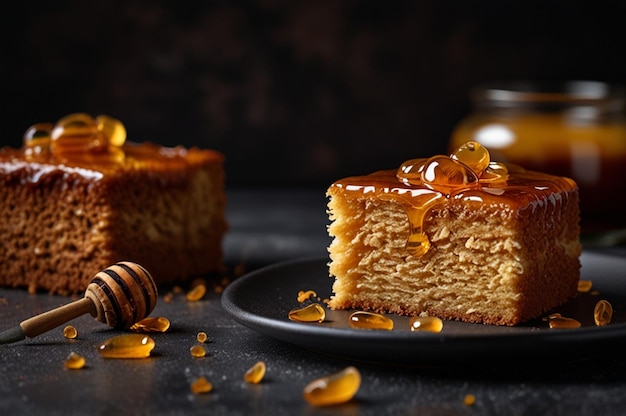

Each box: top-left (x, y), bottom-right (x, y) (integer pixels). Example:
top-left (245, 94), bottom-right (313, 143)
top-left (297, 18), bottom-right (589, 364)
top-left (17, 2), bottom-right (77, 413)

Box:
top-left (472, 80), bottom-right (625, 109)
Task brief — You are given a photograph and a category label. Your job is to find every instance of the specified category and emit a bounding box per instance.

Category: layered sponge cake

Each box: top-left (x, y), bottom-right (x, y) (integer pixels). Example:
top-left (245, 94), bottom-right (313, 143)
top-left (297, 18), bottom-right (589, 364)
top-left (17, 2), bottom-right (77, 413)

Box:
top-left (326, 141), bottom-right (581, 326)
top-left (0, 113), bottom-right (227, 295)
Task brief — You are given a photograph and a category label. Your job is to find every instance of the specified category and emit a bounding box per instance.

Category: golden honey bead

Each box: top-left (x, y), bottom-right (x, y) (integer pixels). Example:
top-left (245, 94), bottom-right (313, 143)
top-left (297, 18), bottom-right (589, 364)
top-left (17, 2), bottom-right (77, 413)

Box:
top-left (50, 113), bottom-right (100, 153)
top-left (288, 303), bottom-right (326, 323)
top-left (451, 140), bottom-right (490, 175)
top-left (578, 280), bottom-right (593, 293)
top-left (463, 394), bottom-right (476, 406)
top-left (96, 114), bottom-right (126, 147)
top-left (186, 284), bottom-right (207, 302)
top-left (594, 300), bottom-right (613, 326)
top-left (190, 376), bottom-right (213, 394)
top-left (547, 314), bottom-right (581, 329)
top-left (244, 361), bottom-right (266, 384)
top-left (63, 325), bottom-right (78, 339)
top-left (302, 366), bottom-right (361, 406)
top-left (190, 345), bottom-right (207, 358)
top-left (196, 331), bottom-right (208, 343)
top-left (409, 316), bottom-right (443, 333)
top-left (23, 122), bottom-right (53, 155)
top-left (130, 317), bottom-right (171, 333)
top-left (349, 311), bottom-right (393, 330)
top-left (64, 352), bottom-right (86, 370)
top-left (297, 290), bottom-right (317, 303)
top-left (97, 334), bottom-right (155, 359)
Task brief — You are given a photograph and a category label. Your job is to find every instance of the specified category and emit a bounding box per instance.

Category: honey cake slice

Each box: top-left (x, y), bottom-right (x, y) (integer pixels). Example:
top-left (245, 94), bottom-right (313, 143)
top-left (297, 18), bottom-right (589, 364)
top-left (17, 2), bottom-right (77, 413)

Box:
top-left (0, 113), bottom-right (227, 295)
top-left (326, 141), bottom-right (581, 326)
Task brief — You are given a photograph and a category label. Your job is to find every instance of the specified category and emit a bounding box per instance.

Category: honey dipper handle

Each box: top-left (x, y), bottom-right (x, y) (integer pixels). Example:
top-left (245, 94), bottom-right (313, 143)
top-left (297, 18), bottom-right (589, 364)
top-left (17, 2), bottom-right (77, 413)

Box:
top-left (19, 297), bottom-right (97, 339)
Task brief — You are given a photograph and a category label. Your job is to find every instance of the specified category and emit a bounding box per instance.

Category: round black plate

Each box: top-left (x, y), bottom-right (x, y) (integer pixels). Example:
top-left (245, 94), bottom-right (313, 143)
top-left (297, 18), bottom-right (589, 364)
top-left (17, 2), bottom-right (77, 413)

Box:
top-left (222, 251), bottom-right (626, 365)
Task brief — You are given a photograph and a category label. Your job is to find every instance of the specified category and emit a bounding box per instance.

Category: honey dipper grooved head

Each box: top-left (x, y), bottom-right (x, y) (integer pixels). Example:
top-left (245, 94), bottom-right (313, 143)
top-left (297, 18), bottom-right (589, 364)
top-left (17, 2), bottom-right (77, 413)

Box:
top-left (84, 261), bottom-right (158, 329)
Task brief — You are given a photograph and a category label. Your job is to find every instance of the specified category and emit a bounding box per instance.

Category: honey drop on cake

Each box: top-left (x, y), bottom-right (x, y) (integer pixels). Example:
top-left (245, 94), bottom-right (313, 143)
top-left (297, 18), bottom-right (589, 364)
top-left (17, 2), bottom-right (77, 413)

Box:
top-left (97, 334), bottom-right (155, 359)
top-left (594, 300), bottom-right (613, 326)
top-left (348, 311), bottom-right (393, 330)
top-left (243, 361), bottom-right (266, 384)
top-left (288, 303), bottom-right (326, 323)
top-left (95, 115), bottom-right (126, 147)
top-left (23, 123), bottom-right (53, 156)
top-left (302, 366), bottom-right (361, 406)
top-left (64, 352), bottom-right (86, 370)
top-left (409, 316), bottom-right (444, 332)
top-left (451, 141), bottom-right (490, 174)
top-left (51, 113), bottom-right (103, 153)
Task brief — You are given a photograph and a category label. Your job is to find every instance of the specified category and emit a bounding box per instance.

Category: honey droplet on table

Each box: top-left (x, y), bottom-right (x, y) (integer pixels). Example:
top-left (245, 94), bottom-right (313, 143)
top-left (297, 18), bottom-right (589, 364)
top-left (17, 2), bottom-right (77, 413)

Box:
top-left (409, 316), bottom-right (444, 333)
top-left (98, 334), bottom-right (155, 359)
top-left (64, 352), bottom-right (86, 370)
top-left (63, 325), bottom-right (78, 339)
top-left (463, 394), bottom-right (476, 406)
top-left (196, 331), bottom-right (208, 343)
top-left (186, 284), bottom-right (207, 302)
top-left (303, 366), bottom-right (361, 406)
top-left (349, 311), bottom-right (393, 330)
top-left (594, 300), bottom-right (613, 326)
top-left (297, 290), bottom-right (317, 303)
top-left (244, 361), bottom-right (266, 384)
top-left (190, 345), bottom-right (207, 358)
top-left (288, 303), bottom-right (326, 323)
top-left (190, 376), bottom-right (213, 394)
top-left (577, 280), bottom-right (593, 293)
top-left (130, 317), bottom-right (171, 333)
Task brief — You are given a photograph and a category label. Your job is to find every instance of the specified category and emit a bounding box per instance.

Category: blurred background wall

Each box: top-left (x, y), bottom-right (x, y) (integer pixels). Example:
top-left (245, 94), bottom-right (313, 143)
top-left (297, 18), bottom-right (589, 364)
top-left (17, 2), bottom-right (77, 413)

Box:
top-left (2, 0), bottom-right (625, 188)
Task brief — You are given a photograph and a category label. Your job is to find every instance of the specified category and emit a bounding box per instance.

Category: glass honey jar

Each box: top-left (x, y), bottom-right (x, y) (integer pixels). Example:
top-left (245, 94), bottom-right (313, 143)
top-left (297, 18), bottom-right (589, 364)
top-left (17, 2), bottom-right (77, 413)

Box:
top-left (450, 81), bottom-right (626, 241)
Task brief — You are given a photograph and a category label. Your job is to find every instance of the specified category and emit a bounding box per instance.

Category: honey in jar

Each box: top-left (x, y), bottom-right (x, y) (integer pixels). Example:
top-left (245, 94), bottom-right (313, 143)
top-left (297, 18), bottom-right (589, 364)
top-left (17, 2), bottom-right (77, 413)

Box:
top-left (450, 81), bottom-right (626, 238)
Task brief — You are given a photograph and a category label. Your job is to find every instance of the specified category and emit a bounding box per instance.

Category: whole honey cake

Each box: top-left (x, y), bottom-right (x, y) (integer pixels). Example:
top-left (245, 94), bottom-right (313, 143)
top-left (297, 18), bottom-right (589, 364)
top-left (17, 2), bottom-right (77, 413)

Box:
top-left (326, 141), bottom-right (581, 326)
top-left (0, 113), bottom-right (227, 295)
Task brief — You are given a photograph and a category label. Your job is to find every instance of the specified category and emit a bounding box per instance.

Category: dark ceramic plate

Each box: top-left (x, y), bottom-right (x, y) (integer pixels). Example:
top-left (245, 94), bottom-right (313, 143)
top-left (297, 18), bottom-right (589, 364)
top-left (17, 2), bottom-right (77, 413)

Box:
top-left (221, 251), bottom-right (626, 365)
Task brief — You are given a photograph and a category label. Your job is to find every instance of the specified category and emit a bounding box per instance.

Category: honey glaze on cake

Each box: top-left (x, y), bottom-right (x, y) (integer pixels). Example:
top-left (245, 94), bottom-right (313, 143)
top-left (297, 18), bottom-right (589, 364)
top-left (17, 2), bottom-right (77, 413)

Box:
top-left (330, 141), bottom-right (577, 257)
top-left (0, 113), bottom-right (223, 182)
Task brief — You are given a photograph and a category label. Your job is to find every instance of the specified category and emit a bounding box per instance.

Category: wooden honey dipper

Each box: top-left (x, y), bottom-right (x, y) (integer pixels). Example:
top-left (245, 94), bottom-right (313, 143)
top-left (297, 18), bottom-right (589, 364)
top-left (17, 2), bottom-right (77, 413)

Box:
top-left (0, 261), bottom-right (158, 344)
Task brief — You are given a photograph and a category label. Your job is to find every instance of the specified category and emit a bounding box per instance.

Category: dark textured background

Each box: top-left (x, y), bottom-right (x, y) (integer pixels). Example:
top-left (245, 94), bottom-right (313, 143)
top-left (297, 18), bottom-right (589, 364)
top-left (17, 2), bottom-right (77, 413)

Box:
top-left (2, 0), bottom-right (626, 187)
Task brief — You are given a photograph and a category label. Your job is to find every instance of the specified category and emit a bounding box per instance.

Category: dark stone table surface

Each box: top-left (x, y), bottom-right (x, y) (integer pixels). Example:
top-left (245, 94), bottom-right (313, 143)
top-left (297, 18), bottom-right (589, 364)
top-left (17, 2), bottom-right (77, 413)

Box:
top-left (1, 189), bottom-right (626, 415)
